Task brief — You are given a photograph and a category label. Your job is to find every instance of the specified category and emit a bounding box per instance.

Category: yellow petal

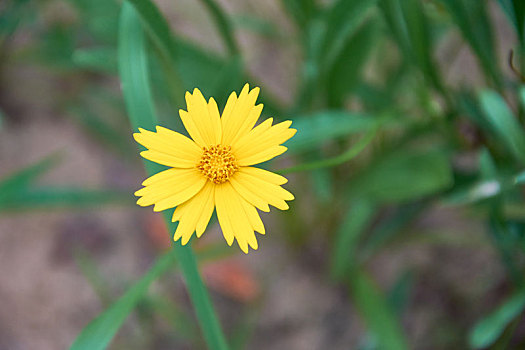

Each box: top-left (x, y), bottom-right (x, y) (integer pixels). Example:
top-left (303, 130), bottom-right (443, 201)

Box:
top-left (215, 184), bottom-right (235, 246)
top-left (172, 181), bottom-right (215, 244)
top-left (136, 168), bottom-right (198, 197)
top-left (215, 182), bottom-right (259, 253)
top-left (221, 84), bottom-right (262, 146)
top-left (133, 127), bottom-right (201, 168)
top-left (239, 197), bottom-right (265, 235)
top-left (229, 175), bottom-right (270, 212)
top-left (233, 119), bottom-right (296, 166)
top-left (237, 146), bottom-right (288, 167)
top-left (231, 168), bottom-right (294, 210)
top-left (238, 166), bottom-right (288, 185)
top-left (182, 89), bottom-right (222, 146)
top-left (179, 109), bottom-right (205, 147)
top-left (153, 177), bottom-right (206, 212)
top-left (135, 168), bottom-right (206, 212)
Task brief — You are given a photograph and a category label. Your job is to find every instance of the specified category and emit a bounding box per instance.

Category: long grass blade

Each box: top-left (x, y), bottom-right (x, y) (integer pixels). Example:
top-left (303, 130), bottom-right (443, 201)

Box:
top-left (125, 0), bottom-right (185, 105)
top-left (348, 269), bottom-right (409, 350)
top-left (331, 199), bottom-right (375, 279)
top-left (0, 188), bottom-right (131, 211)
top-left (70, 250), bottom-right (178, 350)
top-left (199, 0), bottom-right (239, 56)
top-left (469, 290), bottom-right (525, 349)
top-left (279, 128), bottom-right (376, 174)
top-left (0, 154), bottom-right (61, 200)
top-left (118, 3), bottom-right (229, 349)
top-left (479, 90), bottom-right (525, 164)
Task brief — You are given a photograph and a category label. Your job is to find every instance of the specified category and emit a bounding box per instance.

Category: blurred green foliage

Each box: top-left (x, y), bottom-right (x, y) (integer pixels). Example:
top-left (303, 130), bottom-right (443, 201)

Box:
top-left (2, 0), bottom-right (525, 348)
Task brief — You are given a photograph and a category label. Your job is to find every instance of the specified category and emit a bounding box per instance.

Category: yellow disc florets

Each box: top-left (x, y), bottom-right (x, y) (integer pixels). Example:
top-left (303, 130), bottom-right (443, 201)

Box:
top-left (197, 145), bottom-right (238, 184)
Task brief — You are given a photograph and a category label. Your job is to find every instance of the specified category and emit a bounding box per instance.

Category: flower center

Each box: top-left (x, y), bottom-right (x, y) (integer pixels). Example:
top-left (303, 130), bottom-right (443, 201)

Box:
top-left (197, 145), bottom-right (238, 184)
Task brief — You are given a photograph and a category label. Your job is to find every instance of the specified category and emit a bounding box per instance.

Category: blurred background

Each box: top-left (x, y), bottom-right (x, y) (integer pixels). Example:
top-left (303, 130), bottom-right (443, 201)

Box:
top-left (1, 0), bottom-right (525, 349)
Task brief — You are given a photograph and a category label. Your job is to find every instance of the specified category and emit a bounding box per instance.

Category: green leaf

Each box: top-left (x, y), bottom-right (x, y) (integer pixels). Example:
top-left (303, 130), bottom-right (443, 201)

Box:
top-left (351, 147), bottom-right (453, 203)
top-left (331, 199), bottom-right (375, 279)
top-left (479, 90), bottom-right (525, 164)
top-left (70, 250), bottom-right (178, 350)
top-left (469, 291), bottom-right (525, 349)
top-left (349, 269), bottom-right (409, 350)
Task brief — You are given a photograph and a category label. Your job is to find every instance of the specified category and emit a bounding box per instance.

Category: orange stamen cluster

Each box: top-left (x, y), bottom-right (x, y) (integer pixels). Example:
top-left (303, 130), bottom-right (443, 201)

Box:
top-left (197, 145), bottom-right (238, 184)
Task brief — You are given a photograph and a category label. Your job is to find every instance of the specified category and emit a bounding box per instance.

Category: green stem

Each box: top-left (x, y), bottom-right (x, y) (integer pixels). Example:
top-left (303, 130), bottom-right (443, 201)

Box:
top-left (118, 3), bottom-right (229, 349)
top-left (278, 128), bottom-right (376, 174)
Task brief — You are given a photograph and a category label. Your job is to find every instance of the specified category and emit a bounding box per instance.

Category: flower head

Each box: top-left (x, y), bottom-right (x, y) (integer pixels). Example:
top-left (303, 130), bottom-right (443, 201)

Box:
top-left (134, 84), bottom-right (296, 253)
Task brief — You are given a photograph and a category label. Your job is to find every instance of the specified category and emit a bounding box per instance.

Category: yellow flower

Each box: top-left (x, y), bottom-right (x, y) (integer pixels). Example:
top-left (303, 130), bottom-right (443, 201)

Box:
top-left (134, 84), bottom-right (296, 253)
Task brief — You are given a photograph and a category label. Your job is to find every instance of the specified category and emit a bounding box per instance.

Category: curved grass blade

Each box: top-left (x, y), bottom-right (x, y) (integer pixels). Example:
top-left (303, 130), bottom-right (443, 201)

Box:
top-left (349, 269), bottom-right (409, 350)
top-left (0, 0), bottom-right (31, 44)
top-left (469, 290), bottom-right (525, 349)
top-left (0, 187), bottom-right (131, 211)
top-left (279, 128), bottom-right (376, 174)
top-left (320, 0), bottom-right (378, 68)
top-left (440, 0), bottom-right (501, 86)
top-left (0, 153), bottom-right (61, 201)
top-left (287, 111), bottom-right (391, 153)
top-left (118, 3), bottom-right (229, 349)
top-left (326, 18), bottom-right (379, 107)
top-left (498, 0), bottom-right (525, 45)
top-left (379, 0), bottom-right (445, 95)
top-left (479, 90), bottom-right (525, 164)
top-left (70, 250), bottom-right (178, 350)
top-left (199, 0), bottom-right (239, 56)
top-left (296, 0), bottom-right (377, 111)
top-left (331, 199), bottom-right (375, 279)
